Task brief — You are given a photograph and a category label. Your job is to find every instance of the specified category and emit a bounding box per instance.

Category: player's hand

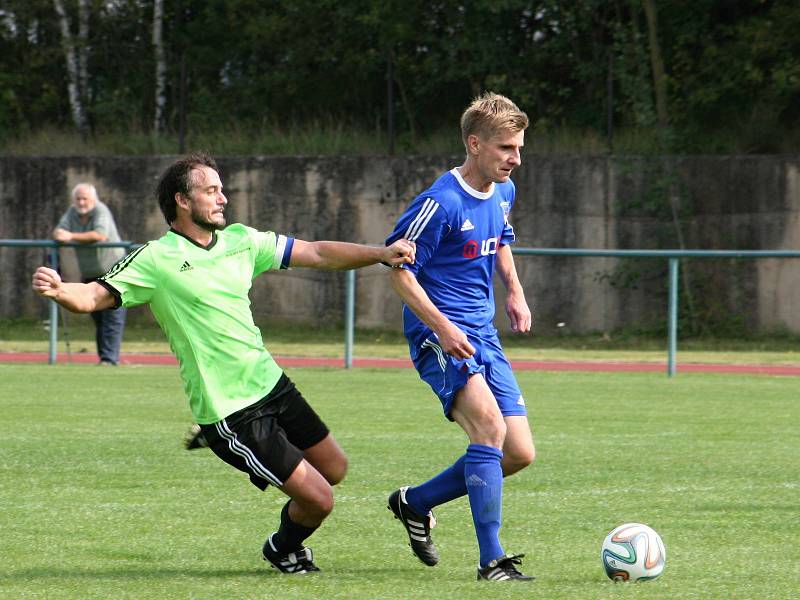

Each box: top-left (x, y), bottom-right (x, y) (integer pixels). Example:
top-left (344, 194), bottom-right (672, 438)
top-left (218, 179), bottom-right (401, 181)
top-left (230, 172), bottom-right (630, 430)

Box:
top-left (506, 290), bottom-right (532, 333)
top-left (437, 322), bottom-right (475, 359)
top-left (383, 239), bottom-right (416, 267)
top-left (32, 266), bottom-right (63, 299)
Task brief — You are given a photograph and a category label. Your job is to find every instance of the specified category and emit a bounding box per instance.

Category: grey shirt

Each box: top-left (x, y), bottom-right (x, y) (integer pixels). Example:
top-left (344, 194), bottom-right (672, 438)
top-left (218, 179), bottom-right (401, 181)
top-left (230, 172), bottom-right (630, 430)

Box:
top-left (56, 200), bottom-right (125, 279)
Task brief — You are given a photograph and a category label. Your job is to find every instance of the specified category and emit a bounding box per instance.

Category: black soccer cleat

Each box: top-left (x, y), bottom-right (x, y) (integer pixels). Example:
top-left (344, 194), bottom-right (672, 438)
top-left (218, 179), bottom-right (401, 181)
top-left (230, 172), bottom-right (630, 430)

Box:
top-left (183, 423), bottom-right (208, 450)
top-left (387, 486), bottom-right (440, 566)
top-left (477, 553), bottom-right (535, 581)
top-left (262, 533), bottom-right (321, 574)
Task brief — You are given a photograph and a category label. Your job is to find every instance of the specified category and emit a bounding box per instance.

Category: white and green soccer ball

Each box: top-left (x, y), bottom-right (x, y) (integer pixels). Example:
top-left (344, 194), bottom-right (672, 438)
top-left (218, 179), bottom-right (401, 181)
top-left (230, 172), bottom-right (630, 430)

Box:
top-left (601, 523), bottom-right (666, 582)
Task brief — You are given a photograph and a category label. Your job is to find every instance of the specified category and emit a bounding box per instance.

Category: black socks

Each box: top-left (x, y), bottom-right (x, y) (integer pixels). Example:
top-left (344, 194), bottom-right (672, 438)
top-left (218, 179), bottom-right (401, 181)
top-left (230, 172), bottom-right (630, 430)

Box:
top-left (272, 500), bottom-right (319, 552)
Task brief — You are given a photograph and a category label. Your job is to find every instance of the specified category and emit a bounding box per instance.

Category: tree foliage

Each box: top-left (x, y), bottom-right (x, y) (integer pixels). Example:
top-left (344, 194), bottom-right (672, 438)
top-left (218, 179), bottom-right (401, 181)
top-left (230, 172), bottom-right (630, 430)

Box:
top-left (0, 0), bottom-right (798, 152)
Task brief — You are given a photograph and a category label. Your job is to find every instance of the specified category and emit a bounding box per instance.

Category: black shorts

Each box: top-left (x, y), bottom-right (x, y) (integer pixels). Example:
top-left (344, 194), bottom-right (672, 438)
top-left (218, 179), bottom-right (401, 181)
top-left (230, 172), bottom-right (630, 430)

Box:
top-left (199, 374), bottom-right (330, 490)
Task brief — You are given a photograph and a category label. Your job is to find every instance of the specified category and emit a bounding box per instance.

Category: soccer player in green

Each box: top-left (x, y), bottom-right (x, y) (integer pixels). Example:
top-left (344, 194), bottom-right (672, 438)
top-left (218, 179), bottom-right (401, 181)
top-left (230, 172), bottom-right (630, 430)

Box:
top-left (31, 153), bottom-right (416, 574)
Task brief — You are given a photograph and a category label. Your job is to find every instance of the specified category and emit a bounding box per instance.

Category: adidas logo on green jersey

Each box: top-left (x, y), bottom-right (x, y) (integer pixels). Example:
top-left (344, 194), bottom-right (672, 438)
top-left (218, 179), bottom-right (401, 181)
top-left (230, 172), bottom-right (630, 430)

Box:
top-left (179, 261), bottom-right (193, 272)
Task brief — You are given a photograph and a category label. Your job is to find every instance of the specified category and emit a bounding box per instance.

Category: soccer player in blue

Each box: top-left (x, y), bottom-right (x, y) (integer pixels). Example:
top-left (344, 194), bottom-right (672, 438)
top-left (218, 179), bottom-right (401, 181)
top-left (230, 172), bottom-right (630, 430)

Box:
top-left (385, 92), bottom-right (536, 581)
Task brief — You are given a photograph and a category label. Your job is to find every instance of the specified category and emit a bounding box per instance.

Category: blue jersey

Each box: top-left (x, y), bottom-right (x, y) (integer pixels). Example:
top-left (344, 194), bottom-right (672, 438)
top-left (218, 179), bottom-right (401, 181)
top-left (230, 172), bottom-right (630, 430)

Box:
top-left (385, 168), bottom-right (517, 339)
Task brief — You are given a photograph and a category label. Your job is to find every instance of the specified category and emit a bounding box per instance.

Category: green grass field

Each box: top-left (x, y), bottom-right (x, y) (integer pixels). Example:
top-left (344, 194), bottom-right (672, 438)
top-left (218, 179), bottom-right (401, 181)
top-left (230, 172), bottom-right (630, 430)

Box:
top-left (1, 364), bottom-right (797, 599)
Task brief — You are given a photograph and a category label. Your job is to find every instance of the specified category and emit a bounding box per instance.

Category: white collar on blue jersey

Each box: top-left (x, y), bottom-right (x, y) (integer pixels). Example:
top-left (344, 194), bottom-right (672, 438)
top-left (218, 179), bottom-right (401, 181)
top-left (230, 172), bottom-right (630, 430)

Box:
top-left (450, 167), bottom-right (495, 200)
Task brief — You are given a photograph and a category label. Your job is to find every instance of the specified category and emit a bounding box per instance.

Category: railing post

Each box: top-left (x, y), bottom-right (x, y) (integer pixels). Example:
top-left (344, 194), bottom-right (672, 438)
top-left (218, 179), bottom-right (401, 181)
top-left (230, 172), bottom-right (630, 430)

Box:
top-left (344, 270), bottom-right (355, 369)
top-left (667, 257), bottom-right (679, 377)
top-left (47, 245), bottom-right (60, 365)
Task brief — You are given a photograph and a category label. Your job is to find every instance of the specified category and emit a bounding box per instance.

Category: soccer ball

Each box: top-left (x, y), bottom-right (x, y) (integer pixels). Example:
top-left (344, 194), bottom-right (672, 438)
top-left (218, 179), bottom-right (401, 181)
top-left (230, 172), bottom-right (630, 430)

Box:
top-left (601, 523), bottom-right (666, 582)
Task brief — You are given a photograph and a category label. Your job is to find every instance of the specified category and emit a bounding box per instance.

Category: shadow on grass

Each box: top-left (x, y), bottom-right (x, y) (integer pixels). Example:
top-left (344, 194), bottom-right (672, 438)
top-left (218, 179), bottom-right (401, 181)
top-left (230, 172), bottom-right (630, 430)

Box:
top-left (1, 564), bottom-right (430, 582)
top-left (0, 567), bottom-right (268, 581)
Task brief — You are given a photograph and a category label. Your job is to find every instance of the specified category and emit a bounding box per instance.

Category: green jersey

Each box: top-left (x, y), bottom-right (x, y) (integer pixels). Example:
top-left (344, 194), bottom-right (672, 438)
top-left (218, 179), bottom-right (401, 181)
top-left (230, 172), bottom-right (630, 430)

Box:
top-left (99, 224), bottom-right (293, 424)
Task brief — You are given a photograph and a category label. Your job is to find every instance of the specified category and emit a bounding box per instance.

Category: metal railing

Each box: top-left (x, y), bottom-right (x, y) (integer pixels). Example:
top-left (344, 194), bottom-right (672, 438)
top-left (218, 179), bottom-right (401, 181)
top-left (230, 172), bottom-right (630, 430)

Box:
top-left (510, 248), bottom-right (800, 375)
top-left (3, 239), bottom-right (800, 375)
top-left (1, 239), bottom-right (137, 364)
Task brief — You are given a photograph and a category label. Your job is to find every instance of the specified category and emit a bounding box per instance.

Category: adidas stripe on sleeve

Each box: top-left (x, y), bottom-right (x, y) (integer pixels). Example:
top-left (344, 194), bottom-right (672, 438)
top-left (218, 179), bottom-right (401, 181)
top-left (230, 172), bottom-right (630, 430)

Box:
top-left (98, 242), bottom-right (155, 307)
top-left (386, 195), bottom-right (450, 275)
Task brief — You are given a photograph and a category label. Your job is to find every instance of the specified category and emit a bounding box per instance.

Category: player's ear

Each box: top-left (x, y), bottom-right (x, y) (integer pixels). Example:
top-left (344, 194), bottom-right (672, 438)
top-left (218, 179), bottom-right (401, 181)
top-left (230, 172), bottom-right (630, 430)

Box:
top-left (467, 134), bottom-right (480, 156)
top-left (175, 192), bottom-right (190, 212)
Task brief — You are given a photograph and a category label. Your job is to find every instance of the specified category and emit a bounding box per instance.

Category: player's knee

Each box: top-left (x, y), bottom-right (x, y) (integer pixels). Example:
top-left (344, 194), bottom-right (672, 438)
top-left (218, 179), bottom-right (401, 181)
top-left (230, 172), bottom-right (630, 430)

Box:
top-left (473, 417), bottom-right (506, 448)
top-left (455, 400), bottom-right (507, 446)
top-left (304, 487), bottom-right (335, 519)
top-left (317, 492), bottom-right (335, 518)
top-left (471, 426), bottom-right (506, 448)
top-left (502, 446), bottom-right (535, 476)
top-left (490, 416), bottom-right (508, 446)
top-left (514, 445), bottom-right (536, 468)
top-left (325, 455), bottom-right (348, 486)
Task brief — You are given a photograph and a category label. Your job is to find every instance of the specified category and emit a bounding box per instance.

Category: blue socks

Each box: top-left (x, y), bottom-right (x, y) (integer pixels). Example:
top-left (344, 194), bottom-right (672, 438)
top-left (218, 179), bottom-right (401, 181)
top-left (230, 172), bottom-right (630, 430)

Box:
top-left (465, 444), bottom-right (504, 566)
top-left (405, 444), bottom-right (505, 567)
top-left (405, 454), bottom-right (467, 515)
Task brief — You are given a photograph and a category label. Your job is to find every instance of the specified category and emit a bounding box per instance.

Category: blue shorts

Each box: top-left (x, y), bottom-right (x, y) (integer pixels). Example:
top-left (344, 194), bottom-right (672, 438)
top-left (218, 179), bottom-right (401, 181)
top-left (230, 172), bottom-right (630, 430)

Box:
top-left (409, 325), bottom-right (527, 420)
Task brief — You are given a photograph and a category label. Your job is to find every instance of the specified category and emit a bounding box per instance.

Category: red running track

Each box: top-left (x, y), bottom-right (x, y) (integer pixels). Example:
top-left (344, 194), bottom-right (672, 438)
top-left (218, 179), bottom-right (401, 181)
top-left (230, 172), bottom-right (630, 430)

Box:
top-left (2, 351), bottom-right (799, 376)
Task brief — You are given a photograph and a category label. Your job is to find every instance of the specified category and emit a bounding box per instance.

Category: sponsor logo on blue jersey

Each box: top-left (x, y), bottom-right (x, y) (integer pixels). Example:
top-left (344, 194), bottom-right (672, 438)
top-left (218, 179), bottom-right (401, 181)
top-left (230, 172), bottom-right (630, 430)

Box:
top-left (462, 236), bottom-right (500, 259)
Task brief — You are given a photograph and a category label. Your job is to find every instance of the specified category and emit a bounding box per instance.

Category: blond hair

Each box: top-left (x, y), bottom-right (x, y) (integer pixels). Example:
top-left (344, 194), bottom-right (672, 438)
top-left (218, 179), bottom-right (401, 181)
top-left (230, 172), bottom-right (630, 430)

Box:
top-left (460, 92), bottom-right (529, 149)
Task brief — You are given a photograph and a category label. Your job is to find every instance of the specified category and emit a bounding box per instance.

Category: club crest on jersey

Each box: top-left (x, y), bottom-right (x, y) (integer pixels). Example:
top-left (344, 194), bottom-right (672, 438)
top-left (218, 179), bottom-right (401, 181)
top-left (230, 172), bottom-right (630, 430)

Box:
top-left (500, 201), bottom-right (511, 225)
top-left (462, 236), bottom-right (499, 259)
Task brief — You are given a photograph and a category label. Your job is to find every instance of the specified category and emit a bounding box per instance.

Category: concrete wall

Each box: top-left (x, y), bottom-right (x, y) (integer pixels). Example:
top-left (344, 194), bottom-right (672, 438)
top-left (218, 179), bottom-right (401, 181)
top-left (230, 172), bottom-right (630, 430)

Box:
top-left (1, 155), bottom-right (798, 334)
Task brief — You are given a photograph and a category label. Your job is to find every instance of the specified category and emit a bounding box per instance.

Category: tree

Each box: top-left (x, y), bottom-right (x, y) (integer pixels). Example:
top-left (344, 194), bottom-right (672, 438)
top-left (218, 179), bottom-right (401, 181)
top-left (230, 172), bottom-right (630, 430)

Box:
top-left (152, 0), bottom-right (166, 133)
top-left (52, 0), bottom-right (89, 137)
top-left (0, 0), bottom-right (798, 153)
top-left (641, 0), bottom-right (669, 131)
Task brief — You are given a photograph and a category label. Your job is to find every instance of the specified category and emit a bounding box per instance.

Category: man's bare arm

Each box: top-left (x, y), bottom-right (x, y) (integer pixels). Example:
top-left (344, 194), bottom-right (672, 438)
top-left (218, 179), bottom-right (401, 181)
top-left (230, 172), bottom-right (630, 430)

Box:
top-left (52, 228), bottom-right (108, 244)
top-left (389, 268), bottom-right (475, 359)
top-left (496, 244), bottom-right (532, 333)
top-left (289, 238), bottom-right (416, 270)
top-left (32, 266), bottom-right (115, 313)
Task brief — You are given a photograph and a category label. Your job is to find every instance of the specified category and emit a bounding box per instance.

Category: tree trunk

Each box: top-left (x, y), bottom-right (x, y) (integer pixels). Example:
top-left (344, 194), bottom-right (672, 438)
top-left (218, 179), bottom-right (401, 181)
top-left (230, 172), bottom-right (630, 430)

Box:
top-left (53, 0), bottom-right (89, 137)
top-left (641, 0), bottom-right (669, 130)
top-left (77, 0), bottom-right (89, 104)
top-left (641, 0), bottom-right (698, 331)
top-left (393, 57), bottom-right (416, 144)
top-left (152, 0), bottom-right (167, 133)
